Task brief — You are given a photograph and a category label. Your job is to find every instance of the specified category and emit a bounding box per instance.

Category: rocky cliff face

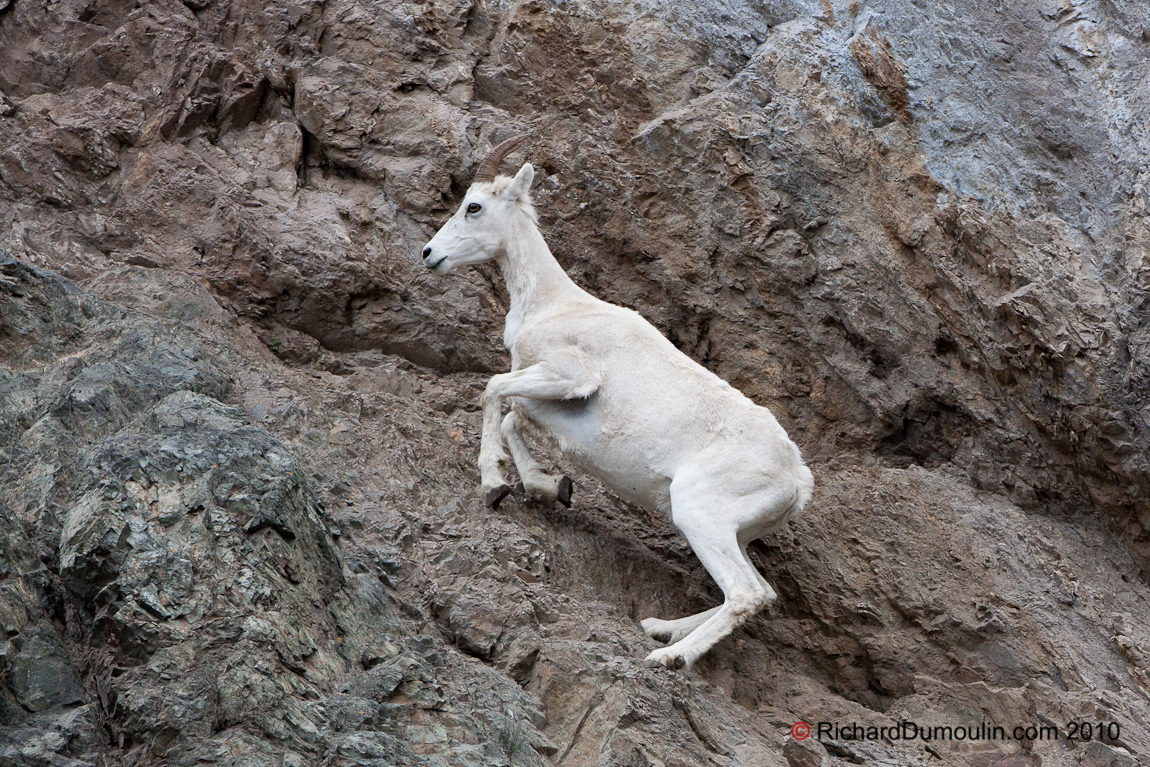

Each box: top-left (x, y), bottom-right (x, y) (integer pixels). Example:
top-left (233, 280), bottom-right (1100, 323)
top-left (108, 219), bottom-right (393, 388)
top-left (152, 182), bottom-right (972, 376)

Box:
top-left (2, 0), bottom-right (1149, 765)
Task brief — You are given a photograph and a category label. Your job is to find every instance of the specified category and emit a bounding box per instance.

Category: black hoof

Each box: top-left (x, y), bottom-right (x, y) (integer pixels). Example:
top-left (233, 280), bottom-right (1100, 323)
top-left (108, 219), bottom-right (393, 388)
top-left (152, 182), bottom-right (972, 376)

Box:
top-left (485, 484), bottom-right (512, 509)
top-left (557, 475), bottom-right (574, 507)
top-left (672, 655), bottom-right (686, 670)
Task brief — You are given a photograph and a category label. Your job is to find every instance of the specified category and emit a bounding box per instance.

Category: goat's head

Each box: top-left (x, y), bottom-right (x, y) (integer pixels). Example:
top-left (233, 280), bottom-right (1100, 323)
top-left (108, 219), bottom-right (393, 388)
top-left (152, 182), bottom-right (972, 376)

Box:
top-left (422, 136), bottom-right (535, 273)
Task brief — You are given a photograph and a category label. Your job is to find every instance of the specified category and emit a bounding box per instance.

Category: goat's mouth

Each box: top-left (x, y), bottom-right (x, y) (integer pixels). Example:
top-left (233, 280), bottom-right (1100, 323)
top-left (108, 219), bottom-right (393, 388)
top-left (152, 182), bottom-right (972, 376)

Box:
top-left (425, 254), bottom-right (450, 271)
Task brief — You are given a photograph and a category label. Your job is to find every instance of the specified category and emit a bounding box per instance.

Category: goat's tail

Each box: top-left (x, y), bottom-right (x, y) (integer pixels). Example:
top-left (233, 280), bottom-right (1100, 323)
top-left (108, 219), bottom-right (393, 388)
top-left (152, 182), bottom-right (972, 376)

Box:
top-left (795, 462), bottom-right (814, 511)
top-left (789, 442), bottom-right (815, 518)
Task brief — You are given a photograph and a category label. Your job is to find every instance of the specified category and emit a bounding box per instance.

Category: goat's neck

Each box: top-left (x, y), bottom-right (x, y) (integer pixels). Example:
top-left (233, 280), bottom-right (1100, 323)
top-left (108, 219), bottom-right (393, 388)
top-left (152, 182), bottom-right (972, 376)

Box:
top-left (497, 218), bottom-right (580, 349)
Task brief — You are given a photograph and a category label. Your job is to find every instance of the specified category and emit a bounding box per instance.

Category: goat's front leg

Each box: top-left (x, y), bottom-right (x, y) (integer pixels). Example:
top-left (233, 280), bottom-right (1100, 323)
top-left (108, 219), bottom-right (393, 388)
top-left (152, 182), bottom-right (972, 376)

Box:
top-left (479, 359), bottom-right (598, 508)
top-left (501, 410), bottom-right (573, 507)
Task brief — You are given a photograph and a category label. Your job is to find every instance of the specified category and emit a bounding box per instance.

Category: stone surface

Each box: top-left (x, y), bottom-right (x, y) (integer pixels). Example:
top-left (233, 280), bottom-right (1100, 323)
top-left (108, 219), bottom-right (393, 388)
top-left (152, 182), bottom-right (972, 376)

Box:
top-left (0, 256), bottom-right (555, 765)
top-left (2, 0), bottom-right (1150, 765)
top-left (10, 629), bottom-right (84, 712)
top-left (784, 737), bottom-right (831, 767)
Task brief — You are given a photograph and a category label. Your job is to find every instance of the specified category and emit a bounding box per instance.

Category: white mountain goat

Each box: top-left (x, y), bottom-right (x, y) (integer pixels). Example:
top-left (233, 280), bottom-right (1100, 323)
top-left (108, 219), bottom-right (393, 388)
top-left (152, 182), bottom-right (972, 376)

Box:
top-left (421, 136), bottom-right (814, 669)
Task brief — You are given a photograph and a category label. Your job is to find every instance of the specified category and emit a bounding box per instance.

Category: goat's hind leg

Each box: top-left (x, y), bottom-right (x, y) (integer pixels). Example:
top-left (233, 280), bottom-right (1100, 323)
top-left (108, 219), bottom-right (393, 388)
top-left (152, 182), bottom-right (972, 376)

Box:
top-left (501, 409), bottom-right (573, 506)
top-left (643, 542), bottom-right (776, 645)
top-left (641, 606), bottom-right (721, 644)
top-left (644, 476), bottom-right (779, 670)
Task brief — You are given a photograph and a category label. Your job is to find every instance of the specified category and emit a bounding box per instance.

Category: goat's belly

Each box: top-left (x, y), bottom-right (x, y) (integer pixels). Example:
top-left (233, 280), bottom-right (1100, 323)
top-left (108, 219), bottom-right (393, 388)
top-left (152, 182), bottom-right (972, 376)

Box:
top-left (515, 397), bottom-right (672, 512)
top-left (584, 454), bottom-right (673, 511)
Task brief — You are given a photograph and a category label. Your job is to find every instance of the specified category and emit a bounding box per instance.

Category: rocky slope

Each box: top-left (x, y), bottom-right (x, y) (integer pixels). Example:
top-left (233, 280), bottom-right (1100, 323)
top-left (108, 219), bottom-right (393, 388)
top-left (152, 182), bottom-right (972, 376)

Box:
top-left (2, 0), bottom-right (1150, 765)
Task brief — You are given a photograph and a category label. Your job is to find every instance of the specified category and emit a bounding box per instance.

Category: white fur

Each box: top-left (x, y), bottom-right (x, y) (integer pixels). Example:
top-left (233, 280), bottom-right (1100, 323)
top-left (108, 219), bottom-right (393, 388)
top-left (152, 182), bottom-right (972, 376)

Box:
top-left (422, 162), bottom-right (814, 669)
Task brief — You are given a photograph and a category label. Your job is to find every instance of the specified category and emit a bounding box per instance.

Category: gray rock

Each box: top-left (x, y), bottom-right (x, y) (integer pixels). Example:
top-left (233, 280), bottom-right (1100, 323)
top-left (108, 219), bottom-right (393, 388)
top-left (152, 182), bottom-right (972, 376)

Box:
top-left (784, 736), bottom-right (831, 767)
top-left (1, 260), bottom-right (559, 765)
top-left (10, 631), bottom-right (84, 713)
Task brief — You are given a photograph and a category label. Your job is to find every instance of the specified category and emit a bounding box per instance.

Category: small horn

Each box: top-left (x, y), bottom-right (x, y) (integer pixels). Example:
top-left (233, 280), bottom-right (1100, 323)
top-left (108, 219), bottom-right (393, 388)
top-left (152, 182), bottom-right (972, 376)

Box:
top-left (474, 135), bottom-right (529, 183)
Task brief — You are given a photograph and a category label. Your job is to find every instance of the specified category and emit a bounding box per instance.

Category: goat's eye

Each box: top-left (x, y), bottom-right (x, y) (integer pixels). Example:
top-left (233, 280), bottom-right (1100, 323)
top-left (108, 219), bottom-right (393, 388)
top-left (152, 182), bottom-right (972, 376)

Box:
top-left (467, 202), bottom-right (482, 214)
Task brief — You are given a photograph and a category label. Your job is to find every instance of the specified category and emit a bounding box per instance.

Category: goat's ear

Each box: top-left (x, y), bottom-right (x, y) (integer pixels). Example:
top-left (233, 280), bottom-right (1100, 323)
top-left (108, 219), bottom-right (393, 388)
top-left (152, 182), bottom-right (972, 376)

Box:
top-left (503, 163), bottom-right (535, 200)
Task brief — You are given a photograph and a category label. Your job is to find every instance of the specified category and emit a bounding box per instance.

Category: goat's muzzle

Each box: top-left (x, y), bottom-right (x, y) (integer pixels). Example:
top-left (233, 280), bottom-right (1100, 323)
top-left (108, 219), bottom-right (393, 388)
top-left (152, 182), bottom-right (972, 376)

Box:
top-left (422, 246), bottom-right (447, 271)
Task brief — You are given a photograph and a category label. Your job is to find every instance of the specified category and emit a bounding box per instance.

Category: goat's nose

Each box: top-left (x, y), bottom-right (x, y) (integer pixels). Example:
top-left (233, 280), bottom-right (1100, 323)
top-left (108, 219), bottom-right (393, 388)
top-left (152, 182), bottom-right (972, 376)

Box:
top-left (422, 246), bottom-right (432, 259)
